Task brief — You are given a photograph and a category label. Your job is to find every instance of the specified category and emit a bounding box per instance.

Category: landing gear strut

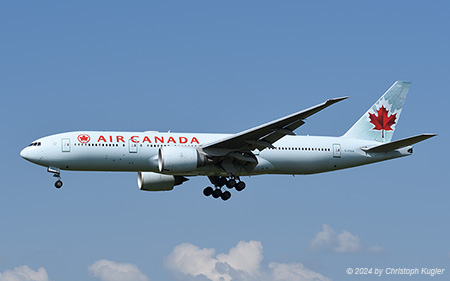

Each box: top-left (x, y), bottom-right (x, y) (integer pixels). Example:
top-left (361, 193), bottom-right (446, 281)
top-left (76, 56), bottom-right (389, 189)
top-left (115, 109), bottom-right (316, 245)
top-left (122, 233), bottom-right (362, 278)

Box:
top-left (48, 167), bottom-right (63, 189)
top-left (203, 176), bottom-right (246, 201)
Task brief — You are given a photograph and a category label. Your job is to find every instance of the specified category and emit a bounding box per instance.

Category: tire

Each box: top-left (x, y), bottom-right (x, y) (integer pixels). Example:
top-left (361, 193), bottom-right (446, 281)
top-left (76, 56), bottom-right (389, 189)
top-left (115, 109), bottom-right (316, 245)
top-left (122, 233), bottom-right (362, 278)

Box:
top-left (226, 179), bottom-right (236, 189)
top-left (212, 189), bottom-right (222, 199)
top-left (217, 177), bottom-right (227, 187)
top-left (221, 191), bottom-right (231, 201)
top-left (235, 181), bottom-right (246, 191)
top-left (54, 180), bottom-right (63, 189)
top-left (203, 186), bottom-right (213, 196)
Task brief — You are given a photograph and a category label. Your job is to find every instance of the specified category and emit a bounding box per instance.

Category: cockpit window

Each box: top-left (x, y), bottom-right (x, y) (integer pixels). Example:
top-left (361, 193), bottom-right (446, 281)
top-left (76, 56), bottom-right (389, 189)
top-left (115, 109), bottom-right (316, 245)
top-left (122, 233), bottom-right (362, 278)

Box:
top-left (29, 142), bottom-right (41, 146)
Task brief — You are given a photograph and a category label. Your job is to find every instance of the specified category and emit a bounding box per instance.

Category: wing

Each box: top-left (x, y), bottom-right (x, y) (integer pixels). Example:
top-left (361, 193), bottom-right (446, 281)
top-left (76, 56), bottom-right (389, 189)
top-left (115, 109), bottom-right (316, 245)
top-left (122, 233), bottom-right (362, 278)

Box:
top-left (202, 97), bottom-right (348, 153)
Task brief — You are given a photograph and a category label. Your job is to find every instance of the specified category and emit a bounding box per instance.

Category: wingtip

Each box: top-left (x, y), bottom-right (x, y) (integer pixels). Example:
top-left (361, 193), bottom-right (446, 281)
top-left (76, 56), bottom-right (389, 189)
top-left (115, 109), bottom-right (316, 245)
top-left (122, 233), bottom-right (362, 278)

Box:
top-left (328, 96), bottom-right (349, 103)
top-left (423, 133), bottom-right (438, 138)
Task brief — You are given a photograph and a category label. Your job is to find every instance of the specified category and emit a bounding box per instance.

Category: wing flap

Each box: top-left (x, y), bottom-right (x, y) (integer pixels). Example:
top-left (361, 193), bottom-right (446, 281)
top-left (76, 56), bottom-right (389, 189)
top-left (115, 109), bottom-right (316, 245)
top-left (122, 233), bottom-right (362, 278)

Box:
top-left (362, 134), bottom-right (437, 153)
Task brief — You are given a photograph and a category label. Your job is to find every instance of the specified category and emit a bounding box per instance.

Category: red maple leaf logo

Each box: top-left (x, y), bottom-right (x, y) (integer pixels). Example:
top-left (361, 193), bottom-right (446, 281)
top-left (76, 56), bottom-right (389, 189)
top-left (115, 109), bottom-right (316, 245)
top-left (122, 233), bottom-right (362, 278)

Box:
top-left (368, 106), bottom-right (397, 138)
top-left (77, 134), bottom-right (91, 143)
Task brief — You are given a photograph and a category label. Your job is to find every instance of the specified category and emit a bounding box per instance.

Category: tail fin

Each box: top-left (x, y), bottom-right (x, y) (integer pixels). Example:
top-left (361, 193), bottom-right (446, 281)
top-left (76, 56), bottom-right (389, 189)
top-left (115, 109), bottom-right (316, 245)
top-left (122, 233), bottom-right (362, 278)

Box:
top-left (343, 81), bottom-right (411, 143)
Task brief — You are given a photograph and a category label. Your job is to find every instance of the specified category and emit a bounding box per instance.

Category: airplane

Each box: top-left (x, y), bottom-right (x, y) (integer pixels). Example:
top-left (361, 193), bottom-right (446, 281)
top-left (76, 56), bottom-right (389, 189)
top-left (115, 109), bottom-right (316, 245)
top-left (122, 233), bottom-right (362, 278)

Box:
top-left (20, 81), bottom-right (436, 201)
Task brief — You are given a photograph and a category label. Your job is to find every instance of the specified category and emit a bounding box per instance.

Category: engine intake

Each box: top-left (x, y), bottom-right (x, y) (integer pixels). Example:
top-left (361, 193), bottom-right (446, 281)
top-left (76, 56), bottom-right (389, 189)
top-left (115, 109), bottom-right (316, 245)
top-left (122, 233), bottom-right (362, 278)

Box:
top-left (137, 172), bottom-right (189, 191)
top-left (158, 146), bottom-right (205, 173)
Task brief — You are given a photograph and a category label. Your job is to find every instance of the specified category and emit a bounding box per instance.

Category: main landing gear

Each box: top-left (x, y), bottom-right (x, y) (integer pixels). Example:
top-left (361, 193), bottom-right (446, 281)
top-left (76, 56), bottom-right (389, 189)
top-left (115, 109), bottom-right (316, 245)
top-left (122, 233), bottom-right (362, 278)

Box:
top-left (203, 176), bottom-right (246, 201)
top-left (48, 167), bottom-right (63, 189)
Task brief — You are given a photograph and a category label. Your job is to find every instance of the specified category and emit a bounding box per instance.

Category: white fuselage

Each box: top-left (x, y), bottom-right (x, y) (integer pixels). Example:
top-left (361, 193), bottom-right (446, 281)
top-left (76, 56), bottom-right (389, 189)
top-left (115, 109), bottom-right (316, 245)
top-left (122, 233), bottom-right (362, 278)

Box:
top-left (20, 131), bottom-right (411, 176)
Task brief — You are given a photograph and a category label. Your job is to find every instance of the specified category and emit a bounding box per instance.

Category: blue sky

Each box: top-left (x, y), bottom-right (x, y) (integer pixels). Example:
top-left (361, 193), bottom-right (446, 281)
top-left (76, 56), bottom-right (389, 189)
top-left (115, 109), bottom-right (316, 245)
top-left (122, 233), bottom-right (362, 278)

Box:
top-left (1, 1), bottom-right (449, 281)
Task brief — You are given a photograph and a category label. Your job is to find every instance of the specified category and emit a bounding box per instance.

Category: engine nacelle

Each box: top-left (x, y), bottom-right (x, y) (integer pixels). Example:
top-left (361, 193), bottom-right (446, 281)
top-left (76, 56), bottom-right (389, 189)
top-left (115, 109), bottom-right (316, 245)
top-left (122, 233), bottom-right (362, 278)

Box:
top-left (158, 146), bottom-right (205, 173)
top-left (137, 172), bottom-right (188, 191)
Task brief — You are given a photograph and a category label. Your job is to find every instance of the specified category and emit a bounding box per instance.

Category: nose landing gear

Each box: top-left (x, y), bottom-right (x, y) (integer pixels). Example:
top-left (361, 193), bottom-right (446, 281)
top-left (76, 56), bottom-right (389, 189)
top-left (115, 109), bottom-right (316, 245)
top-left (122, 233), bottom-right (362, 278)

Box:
top-left (48, 167), bottom-right (63, 189)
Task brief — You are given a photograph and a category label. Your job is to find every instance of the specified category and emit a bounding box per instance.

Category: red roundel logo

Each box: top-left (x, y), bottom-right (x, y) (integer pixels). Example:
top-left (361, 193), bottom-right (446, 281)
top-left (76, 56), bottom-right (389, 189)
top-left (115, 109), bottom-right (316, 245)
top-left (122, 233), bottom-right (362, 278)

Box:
top-left (77, 134), bottom-right (91, 143)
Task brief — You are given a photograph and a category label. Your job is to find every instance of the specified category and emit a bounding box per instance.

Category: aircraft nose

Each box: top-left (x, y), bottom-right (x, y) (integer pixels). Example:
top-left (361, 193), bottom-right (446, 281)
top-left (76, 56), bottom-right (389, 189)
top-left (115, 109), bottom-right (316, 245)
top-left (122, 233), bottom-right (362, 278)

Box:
top-left (20, 147), bottom-right (29, 160)
top-left (21, 141), bottom-right (45, 164)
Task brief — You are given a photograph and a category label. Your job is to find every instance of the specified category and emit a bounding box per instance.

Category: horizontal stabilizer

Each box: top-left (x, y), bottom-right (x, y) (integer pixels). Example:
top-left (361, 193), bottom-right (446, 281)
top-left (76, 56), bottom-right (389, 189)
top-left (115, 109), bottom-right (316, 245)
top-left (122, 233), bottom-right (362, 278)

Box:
top-left (362, 134), bottom-right (437, 153)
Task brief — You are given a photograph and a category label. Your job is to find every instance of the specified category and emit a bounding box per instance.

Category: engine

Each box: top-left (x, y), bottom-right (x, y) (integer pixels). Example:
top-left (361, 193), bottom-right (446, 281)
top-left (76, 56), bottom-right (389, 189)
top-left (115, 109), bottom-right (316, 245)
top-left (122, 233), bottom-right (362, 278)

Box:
top-left (137, 172), bottom-right (188, 191)
top-left (158, 146), bottom-right (205, 173)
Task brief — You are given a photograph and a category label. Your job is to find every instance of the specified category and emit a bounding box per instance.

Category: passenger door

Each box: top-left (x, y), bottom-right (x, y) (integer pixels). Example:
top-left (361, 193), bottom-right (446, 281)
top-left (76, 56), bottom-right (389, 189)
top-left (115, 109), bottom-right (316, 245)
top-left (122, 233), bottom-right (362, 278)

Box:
top-left (333, 144), bottom-right (341, 158)
top-left (129, 139), bottom-right (138, 153)
top-left (62, 138), bottom-right (71, 152)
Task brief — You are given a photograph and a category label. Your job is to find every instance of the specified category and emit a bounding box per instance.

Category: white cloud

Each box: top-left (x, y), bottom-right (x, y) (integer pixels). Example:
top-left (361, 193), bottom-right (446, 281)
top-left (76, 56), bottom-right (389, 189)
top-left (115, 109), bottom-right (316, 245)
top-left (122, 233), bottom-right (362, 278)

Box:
top-left (310, 224), bottom-right (336, 249)
top-left (88, 260), bottom-right (150, 281)
top-left (269, 263), bottom-right (331, 281)
top-left (165, 243), bottom-right (221, 280)
top-left (166, 240), bottom-right (330, 281)
top-left (310, 224), bottom-right (383, 254)
top-left (216, 241), bottom-right (263, 277)
top-left (0, 265), bottom-right (49, 281)
top-left (333, 230), bottom-right (361, 253)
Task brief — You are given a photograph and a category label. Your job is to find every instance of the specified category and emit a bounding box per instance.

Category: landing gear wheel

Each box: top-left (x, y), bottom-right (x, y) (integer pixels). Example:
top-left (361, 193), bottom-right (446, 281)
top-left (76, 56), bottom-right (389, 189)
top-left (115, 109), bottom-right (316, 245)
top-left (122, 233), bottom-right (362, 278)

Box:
top-left (54, 180), bottom-right (63, 189)
top-left (217, 177), bottom-right (227, 187)
top-left (226, 179), bottom-right (236, 189)
top-left (203, 186), bottom-right (213, 197)
top-left (235, 181), bottom-right (246, 191)
top-left (221, 191), bottom-right (231, 201)
top-left (212, 189), bottom-right (222, 199)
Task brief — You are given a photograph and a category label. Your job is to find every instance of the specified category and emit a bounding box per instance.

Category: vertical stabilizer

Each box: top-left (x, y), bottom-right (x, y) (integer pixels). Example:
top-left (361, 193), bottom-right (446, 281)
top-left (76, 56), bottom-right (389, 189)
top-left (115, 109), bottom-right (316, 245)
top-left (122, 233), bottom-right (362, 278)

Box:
top-left (343, 81), bottom-right (411, 142)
